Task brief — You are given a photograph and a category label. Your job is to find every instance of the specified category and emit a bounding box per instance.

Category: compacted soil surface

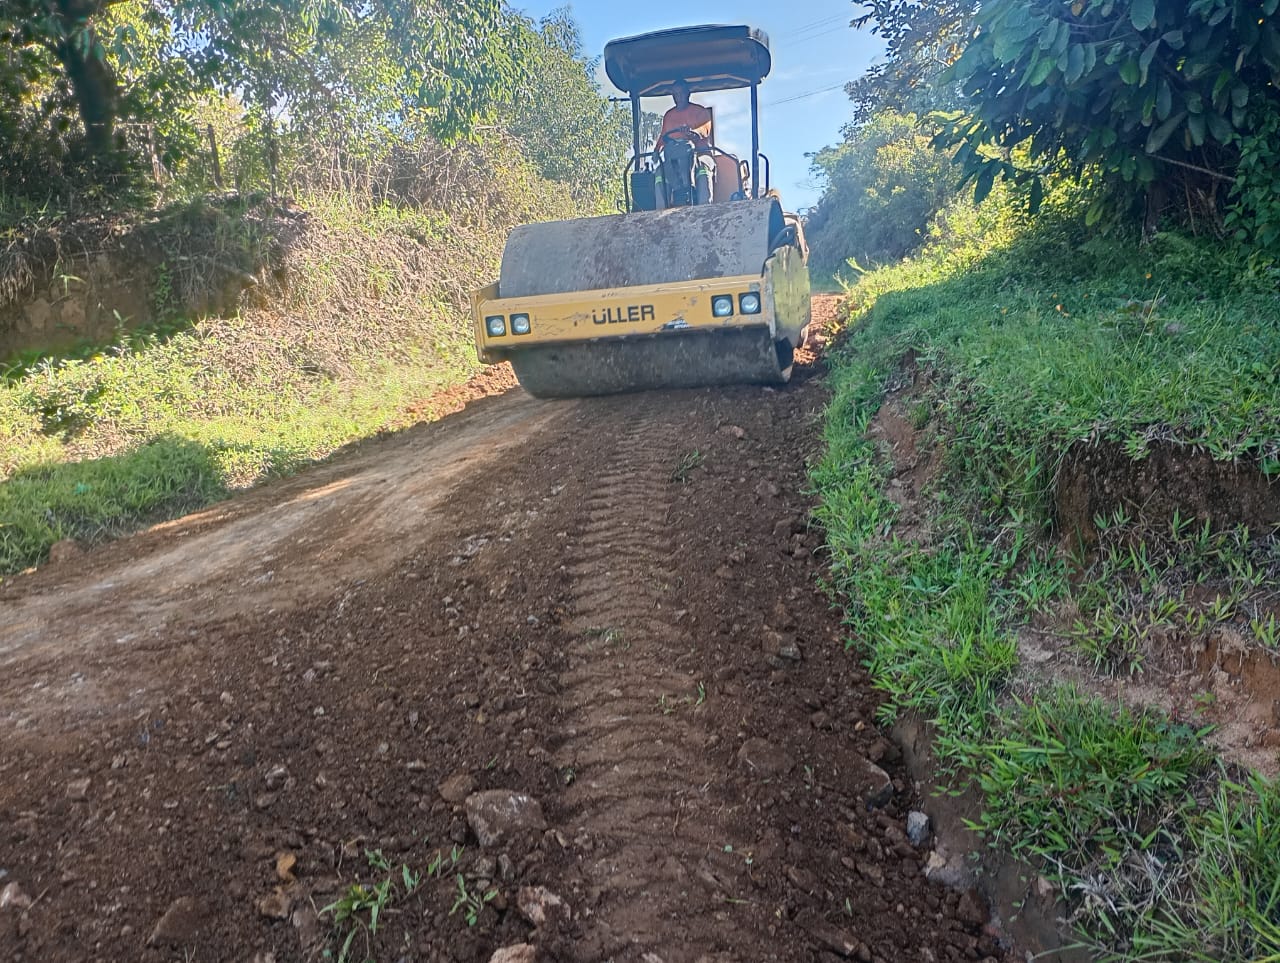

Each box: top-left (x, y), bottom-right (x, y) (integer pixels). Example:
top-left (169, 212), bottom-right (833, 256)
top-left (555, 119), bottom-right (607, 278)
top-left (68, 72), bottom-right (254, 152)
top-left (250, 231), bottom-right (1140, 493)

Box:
top-left (0, 298), bottom-right (1012, 963)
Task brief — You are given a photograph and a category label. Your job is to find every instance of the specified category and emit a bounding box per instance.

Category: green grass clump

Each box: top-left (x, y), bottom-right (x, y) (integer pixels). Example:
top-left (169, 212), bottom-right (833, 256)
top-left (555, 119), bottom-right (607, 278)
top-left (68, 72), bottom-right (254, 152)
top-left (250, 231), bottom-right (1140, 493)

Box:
top-left (816, 205), bottom-right (1280, 959)
top-left (0, 435), bottom-right (225, 571)
top-left (1129, 772), bottom-right (1280, 962)
top-left (0, 339), bottom-right (476, 575)
top-left (847, 210), bottom-right (1280, 472)
top-left (0, 191), bottom-right (535, 576)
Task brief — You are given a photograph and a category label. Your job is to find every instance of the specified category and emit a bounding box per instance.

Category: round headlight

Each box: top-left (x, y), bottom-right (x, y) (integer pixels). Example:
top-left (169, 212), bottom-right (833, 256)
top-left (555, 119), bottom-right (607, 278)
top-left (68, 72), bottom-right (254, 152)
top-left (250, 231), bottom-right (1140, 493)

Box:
top-left (739, 293), bottom-right (762, 315)
top-left (511, 313), bottom-right (531, 335)
top-left (485, 315), bottom-right (506, 337)
top-left (712, 295), bottom-right (734, 318)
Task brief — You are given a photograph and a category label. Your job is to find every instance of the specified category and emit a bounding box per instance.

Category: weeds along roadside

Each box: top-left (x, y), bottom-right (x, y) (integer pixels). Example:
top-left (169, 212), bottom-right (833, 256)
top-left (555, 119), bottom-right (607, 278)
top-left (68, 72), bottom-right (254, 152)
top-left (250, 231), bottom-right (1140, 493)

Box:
top-left (813, 200), bottom-right (1280, 960)
top-left (0, 151), bottom-right (581, 578)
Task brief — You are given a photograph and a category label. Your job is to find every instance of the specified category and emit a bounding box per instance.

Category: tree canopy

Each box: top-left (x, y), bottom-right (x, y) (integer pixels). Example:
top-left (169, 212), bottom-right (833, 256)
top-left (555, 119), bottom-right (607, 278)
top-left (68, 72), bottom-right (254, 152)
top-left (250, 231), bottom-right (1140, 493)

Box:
top-left (816, 0), bottom-right (1280, 254)
top-left (936, 0), bottom-right (1280, 239)
top-left (845, 0), bottom-right (976, 123)
top-left (805, 111), bottom-right (958, 273)
top-left (0, 1), bottom-right (628, 211)
top-left (499, 10), bottom-right (631, 208)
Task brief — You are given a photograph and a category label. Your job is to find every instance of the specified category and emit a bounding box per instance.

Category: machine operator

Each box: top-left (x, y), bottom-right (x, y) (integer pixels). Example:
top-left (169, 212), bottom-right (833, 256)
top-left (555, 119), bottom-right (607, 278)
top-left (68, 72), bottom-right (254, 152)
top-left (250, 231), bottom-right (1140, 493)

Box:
top-left (654, 79), bottom-right (715, 206)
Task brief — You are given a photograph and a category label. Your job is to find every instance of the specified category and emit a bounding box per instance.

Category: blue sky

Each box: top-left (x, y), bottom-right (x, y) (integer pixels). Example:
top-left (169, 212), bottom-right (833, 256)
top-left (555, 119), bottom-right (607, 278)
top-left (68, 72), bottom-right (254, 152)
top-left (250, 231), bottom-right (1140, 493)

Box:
top-left (510, 1), bottom-right (885, 211)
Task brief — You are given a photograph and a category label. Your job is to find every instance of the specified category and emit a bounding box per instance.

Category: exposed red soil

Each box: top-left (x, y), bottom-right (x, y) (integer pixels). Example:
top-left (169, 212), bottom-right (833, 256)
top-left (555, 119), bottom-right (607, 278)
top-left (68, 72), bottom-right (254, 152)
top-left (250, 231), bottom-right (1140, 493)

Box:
top-left (1, 297), bottom-right (1013, 963)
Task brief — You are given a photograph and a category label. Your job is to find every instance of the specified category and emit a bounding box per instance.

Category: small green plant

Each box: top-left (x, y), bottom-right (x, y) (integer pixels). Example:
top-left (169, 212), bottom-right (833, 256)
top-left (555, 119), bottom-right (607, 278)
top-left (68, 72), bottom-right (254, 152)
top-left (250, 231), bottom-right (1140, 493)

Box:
top-left (1251, 612), bottom-right (1280, 652)
top-left (670, 449), bottom-right (704, 484)
top-left (583, 626), bottom-right (623, 649)
top-left (55, 272), bottom-right (84, 296)
top-left (449, 873), bottom-right (497, 927)
top-left (425, 844), bottom-right (463, 879)
top-left (322, 850), bottom-right (423, 963)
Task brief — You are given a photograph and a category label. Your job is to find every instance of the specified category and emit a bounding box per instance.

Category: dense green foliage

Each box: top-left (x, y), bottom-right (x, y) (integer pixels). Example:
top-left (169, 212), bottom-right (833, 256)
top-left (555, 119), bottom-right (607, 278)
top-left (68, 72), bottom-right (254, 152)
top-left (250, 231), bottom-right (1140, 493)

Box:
top-left (804, 111), bottom-right (956, 275)
top-left (0, 2), bottom-right (627, 211)
top-left (816, 0), bottom-right (1280, 264)
top-left (846, 0), bottom-right (975, 122)
top-left (816, 209), bottom-right (1280, 958)
top-left (938, 0), bottom-right (1280, 240)
top-left (502, 11), bottom-right (631, 209)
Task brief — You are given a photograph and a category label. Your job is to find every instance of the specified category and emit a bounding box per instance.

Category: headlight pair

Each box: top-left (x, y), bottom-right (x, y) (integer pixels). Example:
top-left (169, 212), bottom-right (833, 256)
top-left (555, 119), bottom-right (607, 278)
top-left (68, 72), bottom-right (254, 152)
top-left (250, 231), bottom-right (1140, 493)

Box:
top-left (711, 293), bottom-right (763, 318)
top-left (485, 314), bottom-right (531, 337)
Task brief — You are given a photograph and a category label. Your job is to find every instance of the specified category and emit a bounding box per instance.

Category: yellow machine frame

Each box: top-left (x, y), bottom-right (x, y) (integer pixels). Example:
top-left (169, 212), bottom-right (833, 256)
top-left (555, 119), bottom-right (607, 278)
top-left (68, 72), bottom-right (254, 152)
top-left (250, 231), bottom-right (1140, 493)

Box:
top-left (471, 274), bottom-right (766, 362)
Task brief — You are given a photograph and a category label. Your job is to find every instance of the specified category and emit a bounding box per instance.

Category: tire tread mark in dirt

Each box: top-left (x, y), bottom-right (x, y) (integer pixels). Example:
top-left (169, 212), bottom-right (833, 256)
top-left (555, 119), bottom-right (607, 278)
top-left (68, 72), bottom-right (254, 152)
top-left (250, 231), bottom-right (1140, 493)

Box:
top-left (552, 416), bottom-right (744, 963)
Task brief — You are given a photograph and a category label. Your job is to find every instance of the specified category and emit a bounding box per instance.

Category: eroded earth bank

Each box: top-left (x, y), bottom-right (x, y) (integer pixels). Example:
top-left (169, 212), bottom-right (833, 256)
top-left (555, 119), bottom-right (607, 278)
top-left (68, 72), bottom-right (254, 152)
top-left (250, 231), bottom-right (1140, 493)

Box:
top-left (1, 298), bottom-right (1012, 963)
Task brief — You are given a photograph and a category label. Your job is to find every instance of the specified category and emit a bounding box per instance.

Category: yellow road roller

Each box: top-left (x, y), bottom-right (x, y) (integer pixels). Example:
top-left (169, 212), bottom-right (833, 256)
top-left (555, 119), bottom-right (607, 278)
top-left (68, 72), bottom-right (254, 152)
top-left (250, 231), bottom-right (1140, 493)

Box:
top-left (469, 24), bottom-right (810, 399)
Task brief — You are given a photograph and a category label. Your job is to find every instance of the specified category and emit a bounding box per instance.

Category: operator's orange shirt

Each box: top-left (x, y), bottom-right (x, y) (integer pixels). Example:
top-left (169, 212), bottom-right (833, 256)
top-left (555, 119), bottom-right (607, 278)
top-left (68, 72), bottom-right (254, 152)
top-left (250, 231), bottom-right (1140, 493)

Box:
top-left (655, 103), bottom-right (713, 150)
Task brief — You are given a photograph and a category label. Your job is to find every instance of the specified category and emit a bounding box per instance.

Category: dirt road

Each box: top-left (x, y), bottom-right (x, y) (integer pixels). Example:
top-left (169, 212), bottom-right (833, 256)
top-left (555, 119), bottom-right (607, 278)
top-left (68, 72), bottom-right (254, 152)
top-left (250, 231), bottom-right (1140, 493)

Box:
top-left (0, 298), bottom-right (1009, 963)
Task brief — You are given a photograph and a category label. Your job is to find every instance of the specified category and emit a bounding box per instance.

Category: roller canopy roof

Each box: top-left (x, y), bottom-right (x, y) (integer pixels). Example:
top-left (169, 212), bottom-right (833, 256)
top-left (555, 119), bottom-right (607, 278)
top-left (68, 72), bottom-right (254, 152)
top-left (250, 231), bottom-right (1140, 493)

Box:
top-left (604, 24), bottom-right (771, 98)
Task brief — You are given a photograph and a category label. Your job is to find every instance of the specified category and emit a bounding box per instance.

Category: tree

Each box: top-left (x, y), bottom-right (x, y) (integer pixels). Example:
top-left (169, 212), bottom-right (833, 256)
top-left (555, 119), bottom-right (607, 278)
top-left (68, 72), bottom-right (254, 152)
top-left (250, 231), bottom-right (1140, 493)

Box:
top-left (1, 0), bottom-right (129, 158)
top-left (500, 9), bottom-right (630, 207)
top-left (934, 0), bottom-right (1280, 234)
top-left (805, 111), bottom-right (958, 273)
top-left (0, 0), bottom-right (519, 193)
top-left (173, 0), bottom-right (517, 148)
top-left (845, 0), bottom-right (978, 123)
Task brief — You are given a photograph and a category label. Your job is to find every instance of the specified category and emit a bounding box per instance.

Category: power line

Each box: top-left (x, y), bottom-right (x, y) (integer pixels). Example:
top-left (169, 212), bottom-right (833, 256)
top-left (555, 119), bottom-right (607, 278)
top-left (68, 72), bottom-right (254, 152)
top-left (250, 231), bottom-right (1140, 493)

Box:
top-left (777, 26), bottom-right (852, 48)
top-left (763, 82), bottom-right (847, 107)
top-left (775, 14), bottom-right (847, 39)
top-left (774, 16), bottom-right (853, 47)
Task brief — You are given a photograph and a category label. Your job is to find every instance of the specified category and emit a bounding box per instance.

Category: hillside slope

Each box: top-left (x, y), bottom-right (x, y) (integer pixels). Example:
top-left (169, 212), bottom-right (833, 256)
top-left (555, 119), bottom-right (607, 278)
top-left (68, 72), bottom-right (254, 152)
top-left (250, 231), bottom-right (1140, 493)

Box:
top-left (816, 218), bottom-right (1280, 960)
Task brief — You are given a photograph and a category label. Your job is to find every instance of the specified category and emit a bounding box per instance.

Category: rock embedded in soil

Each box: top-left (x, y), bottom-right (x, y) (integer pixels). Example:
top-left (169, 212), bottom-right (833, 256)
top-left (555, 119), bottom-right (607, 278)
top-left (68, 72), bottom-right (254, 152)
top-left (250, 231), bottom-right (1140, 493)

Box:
top-left (66, 777), bottom-right (91, 801)
top-left (257, 887), bottom-right (293, 919)
top-left (488, 944), bottom-right (537, 963)
top-left (808, 920), bottom-right (866, 958)
top-left (464, 790), bottom-right (547, 848)
top-left (736, 737), bottom-right (794, 778)
top-left (0, 882), bottom-right (33, 911)
top-left (274, 851), bottom-right (297, 882)
top-left (760, 629), bottom-right (798, 657)
top-left (906, 811), bottom-right (930, 846)
top-left (852, 756), bottom-right (894, 809)
top-left (955, 887), bottom-right (990, 927)
top-left (785, 864), bottom-right (818, 893)
top-left (440, 772), bottom-right (476, 804)
top-left (147, 895), bottom-right (204, 946)
top-left (923, 849), bottom-right (973, 890)
top-left (517, 884), bottom-right (568, 927)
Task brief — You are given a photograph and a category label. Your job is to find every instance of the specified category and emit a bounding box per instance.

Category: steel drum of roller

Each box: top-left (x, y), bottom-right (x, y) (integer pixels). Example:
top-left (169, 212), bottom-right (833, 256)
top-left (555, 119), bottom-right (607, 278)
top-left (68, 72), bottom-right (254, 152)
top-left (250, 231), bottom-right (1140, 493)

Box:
top-left (496, 201), bottom-right (794, 398)
top-left (498, 201), bottom-right (786, 298)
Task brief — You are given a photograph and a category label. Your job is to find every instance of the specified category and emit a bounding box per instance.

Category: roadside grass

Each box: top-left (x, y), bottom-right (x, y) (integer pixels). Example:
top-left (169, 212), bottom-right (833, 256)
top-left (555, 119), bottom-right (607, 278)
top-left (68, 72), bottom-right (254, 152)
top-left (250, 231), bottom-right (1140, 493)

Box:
top-left (815, 204), bottom-right (1280, 959)
top-left (0, 144), bottom-right (583, 577)
top-left (0, 177), bottom-right (585, 577)
top-left (0, 332), bottom-right (477, 576)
